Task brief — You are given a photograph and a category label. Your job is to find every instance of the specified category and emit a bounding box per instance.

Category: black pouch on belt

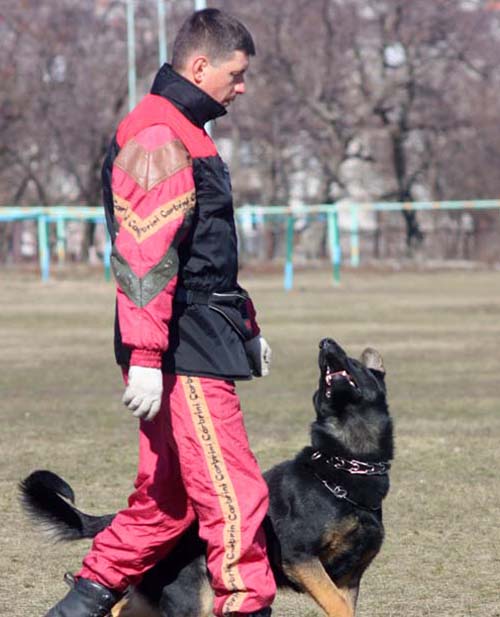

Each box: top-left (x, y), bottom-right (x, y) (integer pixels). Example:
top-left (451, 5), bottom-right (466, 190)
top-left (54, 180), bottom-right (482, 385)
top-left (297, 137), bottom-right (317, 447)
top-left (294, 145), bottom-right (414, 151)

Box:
top-left (175, 287), bottom-right (255, 342)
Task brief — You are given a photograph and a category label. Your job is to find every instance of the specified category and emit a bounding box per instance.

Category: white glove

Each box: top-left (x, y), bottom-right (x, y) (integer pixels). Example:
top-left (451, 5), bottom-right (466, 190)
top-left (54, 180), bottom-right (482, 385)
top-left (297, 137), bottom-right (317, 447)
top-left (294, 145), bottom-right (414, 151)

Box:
top-left (245, 335), bottom-right (272, 377)
top-left (122, 366), bottom-right (163, 421)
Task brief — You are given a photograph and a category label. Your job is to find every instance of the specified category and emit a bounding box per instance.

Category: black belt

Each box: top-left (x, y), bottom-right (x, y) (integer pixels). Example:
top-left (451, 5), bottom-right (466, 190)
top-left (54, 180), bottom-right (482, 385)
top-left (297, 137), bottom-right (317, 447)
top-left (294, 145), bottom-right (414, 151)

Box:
top-left (175, 287), bottom-right (248, 307)
top-left (175, 287), bottom-right (211, 305)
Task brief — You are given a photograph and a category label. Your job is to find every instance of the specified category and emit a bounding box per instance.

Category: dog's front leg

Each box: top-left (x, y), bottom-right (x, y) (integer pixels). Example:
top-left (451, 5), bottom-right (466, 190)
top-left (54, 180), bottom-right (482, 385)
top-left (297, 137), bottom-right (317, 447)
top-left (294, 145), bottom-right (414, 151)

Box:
top-left (110, 591), bottom-right (162, 617)
top-left (111, 596), bottom-right (129, 617)
top-left (345, 585), bottom-right (359, 615)
top-left (283, 559), bottom-right (354, 617)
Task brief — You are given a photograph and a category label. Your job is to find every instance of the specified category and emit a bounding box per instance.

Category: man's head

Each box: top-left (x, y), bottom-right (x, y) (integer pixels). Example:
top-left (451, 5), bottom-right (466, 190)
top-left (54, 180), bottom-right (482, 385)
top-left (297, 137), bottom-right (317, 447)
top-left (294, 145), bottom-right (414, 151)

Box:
top-left (172, 9), bottom-right (255, 107)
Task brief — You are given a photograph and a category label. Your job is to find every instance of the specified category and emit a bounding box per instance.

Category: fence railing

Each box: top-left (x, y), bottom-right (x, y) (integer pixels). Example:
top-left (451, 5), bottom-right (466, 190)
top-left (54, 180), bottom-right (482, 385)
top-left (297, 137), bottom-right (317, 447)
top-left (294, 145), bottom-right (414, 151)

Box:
top-left (0, 206), bottom-right (110, 282)
top-left (0, 200), bottom-right (499, 287)
top-left (238, 200), bottom-right (500, 288)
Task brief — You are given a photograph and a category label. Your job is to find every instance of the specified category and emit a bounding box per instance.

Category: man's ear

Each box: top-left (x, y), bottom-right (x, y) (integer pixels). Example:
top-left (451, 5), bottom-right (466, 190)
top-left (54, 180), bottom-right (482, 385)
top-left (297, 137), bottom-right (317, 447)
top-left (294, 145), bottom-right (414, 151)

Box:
top-left (191, 56), bottom-right (209, 85)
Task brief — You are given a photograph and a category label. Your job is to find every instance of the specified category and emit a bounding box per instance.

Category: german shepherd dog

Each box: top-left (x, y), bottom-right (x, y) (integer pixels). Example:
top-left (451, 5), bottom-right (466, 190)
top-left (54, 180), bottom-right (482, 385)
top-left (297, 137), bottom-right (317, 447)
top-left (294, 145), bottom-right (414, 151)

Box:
top-left (20, 338), bottom-right (394, 617)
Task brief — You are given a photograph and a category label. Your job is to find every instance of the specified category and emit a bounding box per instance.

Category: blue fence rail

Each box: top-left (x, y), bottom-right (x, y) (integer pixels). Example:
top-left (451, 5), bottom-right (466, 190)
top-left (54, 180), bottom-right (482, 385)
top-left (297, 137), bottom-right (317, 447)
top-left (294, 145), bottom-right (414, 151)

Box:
top-left (237, 201), bottom-right (500, 289)
top-left (0, 201), bottom-right (499, 287)
top-left (0, 206), bottom-right (110, 282)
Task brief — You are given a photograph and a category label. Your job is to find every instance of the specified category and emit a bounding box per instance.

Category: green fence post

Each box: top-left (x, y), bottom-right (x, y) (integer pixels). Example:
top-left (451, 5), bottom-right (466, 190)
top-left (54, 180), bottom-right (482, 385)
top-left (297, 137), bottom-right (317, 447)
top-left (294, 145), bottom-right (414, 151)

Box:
top-left (284, 214), bottom-right (294, 291)
top-left (56, 216), bottom-right (66, 264)
top-left (327, 208), bottom-right (341, 285)
top-left (37, 213), bottom-right (50, 281)
top-left (126, 0), bottom-right (137, 111)
top-left (104, 230), bottom-right (112, 282)
top-left (349, 204), bottom-right (360, 267)
top-left (157, 0), bottom-right (167, 65)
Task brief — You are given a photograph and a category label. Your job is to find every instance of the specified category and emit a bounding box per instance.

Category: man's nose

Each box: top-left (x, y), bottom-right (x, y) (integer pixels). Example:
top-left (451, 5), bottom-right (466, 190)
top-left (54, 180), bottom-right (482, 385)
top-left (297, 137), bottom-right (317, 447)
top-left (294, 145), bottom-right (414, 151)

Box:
top-left (235, 82), bottom-right (246, 95)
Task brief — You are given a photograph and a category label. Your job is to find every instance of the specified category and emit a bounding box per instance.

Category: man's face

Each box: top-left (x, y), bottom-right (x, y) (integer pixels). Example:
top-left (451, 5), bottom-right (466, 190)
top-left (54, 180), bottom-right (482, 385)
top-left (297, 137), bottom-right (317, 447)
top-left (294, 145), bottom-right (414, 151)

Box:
top-left (197, 50), bottom-right (249, 107)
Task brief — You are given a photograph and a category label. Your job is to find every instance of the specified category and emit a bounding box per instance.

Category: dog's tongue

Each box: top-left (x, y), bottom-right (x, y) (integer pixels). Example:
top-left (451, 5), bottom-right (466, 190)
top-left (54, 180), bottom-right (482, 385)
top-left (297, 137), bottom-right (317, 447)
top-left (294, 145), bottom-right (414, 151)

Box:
top-left (326, 368), bottom-right (349, 385)
top-left (331, 370), bottom-right (349, 380)
top-left (326, 367), bottom-right (356, 388)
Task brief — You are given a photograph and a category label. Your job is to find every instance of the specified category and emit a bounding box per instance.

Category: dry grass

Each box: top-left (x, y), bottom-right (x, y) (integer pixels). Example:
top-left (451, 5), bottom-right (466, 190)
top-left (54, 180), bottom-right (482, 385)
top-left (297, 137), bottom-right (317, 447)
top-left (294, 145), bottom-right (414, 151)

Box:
top-left (1, 267), bottom-right (499, 616)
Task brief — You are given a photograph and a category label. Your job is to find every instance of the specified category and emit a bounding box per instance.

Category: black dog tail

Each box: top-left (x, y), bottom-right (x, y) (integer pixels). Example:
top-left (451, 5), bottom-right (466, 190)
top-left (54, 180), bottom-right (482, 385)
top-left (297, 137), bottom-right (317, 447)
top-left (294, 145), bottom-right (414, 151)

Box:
top-left (19, 470), bottom-right (115, 541)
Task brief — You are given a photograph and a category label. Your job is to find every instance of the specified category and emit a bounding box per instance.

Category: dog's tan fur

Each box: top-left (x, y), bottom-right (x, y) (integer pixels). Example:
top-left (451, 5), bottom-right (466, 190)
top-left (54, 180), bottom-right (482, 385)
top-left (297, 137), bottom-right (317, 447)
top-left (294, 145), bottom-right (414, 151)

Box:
top-left (111, 574), bottom-right (213, 617)
top-left (283, 559), bottom-right (354, 617)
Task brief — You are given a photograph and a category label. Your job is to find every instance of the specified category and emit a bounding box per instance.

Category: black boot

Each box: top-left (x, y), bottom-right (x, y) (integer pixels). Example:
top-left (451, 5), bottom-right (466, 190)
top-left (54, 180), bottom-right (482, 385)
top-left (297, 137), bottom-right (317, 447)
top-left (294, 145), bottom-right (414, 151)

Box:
top-left (245, 610), bottom-right (272, 617)
top-left (44, 576), bottom-right (121, 617)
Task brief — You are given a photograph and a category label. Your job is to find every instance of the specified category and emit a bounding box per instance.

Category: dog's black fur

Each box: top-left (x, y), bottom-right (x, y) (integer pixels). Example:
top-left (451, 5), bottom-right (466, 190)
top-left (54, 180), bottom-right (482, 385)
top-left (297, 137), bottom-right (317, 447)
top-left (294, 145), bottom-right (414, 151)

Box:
top-left (20, 339), bottom-right (393, 617)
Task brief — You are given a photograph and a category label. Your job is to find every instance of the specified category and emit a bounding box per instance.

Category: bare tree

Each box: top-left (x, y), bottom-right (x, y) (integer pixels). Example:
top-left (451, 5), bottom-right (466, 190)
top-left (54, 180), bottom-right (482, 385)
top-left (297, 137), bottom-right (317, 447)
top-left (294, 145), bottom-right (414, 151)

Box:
top-left (221, 0), bottom-right (500, 254)
top-left (347, 0), bottom-right (500, 251)
top-left (0, 0), bottom-right (182, 256)
top-left (2, 0), bottom-right (500, 262)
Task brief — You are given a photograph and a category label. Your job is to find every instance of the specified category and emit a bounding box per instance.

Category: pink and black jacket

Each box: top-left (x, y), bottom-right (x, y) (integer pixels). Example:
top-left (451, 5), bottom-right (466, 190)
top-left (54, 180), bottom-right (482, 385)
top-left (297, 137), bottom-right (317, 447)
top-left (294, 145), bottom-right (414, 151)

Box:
top-left (102, 64), bottom-right (259, 380)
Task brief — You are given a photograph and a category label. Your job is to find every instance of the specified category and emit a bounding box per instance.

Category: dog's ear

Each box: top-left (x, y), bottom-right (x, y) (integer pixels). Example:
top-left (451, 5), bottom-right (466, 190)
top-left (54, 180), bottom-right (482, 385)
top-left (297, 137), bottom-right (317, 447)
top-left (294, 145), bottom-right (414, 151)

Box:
top-left (360, 347), bottom-right (385, 374)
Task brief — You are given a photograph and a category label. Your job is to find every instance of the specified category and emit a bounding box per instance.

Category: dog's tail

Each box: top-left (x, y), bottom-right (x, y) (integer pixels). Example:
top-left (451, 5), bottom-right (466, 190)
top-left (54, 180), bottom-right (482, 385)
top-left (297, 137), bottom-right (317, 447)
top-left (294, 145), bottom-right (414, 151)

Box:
top-left (19, 470), bottom-right (115, 541)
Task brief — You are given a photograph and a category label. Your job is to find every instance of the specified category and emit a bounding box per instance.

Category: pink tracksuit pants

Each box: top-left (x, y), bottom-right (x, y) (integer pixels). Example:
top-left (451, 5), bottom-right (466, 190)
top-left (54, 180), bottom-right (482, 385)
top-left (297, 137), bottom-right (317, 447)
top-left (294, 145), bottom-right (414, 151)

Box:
top-left (78, 374), bottom-right (276, 616)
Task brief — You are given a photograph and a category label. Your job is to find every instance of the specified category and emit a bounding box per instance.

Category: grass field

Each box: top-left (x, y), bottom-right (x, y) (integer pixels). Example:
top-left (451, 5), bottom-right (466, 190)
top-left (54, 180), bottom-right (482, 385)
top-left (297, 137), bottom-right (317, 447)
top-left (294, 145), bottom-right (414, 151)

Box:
top-left (1, 267), bottom-right (499, 617)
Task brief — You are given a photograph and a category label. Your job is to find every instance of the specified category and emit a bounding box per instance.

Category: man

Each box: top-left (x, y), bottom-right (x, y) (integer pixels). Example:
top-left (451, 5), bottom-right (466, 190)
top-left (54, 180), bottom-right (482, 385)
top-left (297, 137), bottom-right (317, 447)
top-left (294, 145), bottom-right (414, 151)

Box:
top-left (45, 9), bottom-right (275, 617)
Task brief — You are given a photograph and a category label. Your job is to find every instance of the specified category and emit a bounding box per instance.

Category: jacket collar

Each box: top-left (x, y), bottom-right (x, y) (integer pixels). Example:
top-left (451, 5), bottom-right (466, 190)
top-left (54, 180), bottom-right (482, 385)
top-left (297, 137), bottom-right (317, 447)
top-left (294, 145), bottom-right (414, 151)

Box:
top-left (150, 63), bottom-right (227, 128)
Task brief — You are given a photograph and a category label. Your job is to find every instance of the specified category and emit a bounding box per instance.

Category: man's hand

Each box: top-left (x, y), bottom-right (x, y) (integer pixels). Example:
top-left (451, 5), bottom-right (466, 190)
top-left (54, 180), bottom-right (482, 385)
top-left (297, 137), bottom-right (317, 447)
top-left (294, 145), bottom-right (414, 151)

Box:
top-left (245, 335), bottom-right (272, 377)
top-left (122, 366), bottom-right (163, 421)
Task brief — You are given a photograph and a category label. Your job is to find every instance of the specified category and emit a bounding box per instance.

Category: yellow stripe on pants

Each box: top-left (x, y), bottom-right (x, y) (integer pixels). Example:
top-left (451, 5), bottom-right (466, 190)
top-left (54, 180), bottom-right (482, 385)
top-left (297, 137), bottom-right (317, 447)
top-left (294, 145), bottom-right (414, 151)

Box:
top-left (181, 376), bottom-right (246, 615)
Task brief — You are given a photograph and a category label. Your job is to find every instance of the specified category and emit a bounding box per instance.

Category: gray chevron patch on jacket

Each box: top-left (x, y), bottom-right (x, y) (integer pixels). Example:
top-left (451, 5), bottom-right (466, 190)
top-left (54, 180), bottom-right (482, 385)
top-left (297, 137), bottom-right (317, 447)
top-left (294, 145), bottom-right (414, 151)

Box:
top-left (111, 245), bottom-right (179, 308)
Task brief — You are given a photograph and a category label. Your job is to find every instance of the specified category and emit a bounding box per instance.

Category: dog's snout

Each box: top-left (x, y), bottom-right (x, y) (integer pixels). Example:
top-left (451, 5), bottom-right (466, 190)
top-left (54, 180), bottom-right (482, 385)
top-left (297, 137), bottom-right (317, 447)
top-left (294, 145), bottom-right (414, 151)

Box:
top-left (319, 338), bottom-right (335, 350)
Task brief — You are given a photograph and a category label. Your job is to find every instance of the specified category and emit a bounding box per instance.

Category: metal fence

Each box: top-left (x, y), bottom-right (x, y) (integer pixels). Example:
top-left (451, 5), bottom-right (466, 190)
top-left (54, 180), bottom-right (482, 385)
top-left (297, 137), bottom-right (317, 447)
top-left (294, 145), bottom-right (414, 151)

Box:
top-left (0, 201), bottom-right (499, 288)
top-left (237, 201), bottom-right (500, 288)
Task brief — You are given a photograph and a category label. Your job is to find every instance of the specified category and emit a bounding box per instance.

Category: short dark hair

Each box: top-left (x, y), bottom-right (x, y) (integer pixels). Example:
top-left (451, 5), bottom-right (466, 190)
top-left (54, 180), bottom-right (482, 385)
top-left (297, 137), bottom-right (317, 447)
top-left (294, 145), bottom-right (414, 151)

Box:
top-left (171, 9), bottom-right (255, 71)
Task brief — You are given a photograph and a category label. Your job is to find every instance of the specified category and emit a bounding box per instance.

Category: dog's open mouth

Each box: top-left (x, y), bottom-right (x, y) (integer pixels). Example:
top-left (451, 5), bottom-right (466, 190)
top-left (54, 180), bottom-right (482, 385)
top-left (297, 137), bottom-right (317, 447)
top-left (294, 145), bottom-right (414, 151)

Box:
top-left (324, 365), bottom-right (358, 398)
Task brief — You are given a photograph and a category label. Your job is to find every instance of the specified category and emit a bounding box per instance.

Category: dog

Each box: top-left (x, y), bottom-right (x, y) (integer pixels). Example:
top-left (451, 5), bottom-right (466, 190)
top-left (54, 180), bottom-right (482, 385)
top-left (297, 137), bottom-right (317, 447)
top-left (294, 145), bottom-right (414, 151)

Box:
top-left (20, 338), bottom-right (394, 617)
